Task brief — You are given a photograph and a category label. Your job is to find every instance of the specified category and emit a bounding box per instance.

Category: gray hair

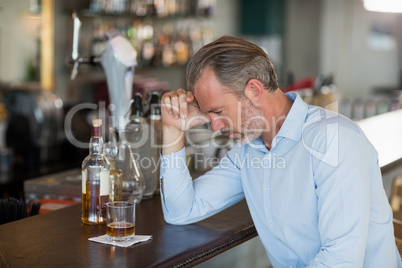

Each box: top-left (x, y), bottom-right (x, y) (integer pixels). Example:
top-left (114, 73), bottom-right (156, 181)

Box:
top-left (186, 35), bottom-right (279, 97)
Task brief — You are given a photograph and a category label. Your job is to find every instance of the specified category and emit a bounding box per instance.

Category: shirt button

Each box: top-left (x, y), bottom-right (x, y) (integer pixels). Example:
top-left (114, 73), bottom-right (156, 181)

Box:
top-left (289, 266), bottom-right (293, 268)
top-left (264, 187), bottom-right (270, 192)
top-left (268, 219), bottom-right (273, 224)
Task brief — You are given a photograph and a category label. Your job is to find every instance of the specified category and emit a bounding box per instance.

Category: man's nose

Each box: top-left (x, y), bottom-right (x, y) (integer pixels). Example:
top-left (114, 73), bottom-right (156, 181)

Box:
top-left (209, 115), bottom-right (225, 132)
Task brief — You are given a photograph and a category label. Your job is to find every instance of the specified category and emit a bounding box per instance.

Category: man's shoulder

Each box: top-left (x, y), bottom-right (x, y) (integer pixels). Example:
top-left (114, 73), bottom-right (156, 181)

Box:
top-left (301, 105), bottom-right (372, 157)
top-left (304, 105), bottom-right (362, 136)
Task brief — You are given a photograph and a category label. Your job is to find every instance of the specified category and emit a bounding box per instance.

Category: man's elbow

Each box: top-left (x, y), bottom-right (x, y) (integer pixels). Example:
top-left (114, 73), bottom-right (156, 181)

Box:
top-left (162, 210), bottom-right (198, 225)
top-left (164, 217), bottom-right (188, 225)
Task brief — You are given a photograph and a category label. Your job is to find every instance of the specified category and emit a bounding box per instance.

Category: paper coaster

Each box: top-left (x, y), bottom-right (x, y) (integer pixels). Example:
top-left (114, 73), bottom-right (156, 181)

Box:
top-left (89, 234), bottom-right (152, 247)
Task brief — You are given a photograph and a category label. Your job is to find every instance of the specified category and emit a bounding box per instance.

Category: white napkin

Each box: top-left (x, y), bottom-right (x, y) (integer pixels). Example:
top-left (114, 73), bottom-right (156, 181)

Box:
top-left (89, 234), bottom-right (152, 247)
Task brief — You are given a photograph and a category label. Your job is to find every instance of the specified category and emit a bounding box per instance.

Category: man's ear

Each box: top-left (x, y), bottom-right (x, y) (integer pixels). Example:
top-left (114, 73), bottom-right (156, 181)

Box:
top-left (244, 79), bottom-right (265, 107)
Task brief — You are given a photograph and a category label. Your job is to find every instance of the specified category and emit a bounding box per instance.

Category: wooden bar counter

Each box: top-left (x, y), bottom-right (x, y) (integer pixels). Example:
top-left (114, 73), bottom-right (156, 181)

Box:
top-left (0, 195), bottom-right (256, 268)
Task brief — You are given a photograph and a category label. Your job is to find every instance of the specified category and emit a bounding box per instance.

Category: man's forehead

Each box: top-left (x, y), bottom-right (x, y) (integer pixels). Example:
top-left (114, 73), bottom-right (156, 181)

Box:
top-left (195, 90), bottom-right (239, 116)
top-left (193, 89), bottom-right (216, 111)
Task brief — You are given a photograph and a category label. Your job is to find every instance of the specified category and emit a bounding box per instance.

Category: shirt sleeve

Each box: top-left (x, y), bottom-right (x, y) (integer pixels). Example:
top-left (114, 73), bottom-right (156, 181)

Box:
top-left (160, 147), bottom-right (244, 225)
top-left (307, 123), bottom-right (380, 267)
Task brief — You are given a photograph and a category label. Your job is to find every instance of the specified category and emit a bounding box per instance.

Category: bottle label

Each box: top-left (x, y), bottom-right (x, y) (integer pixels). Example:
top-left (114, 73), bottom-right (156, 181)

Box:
top-left (100, 171), bottom-right (110, 196)
top-left (82, 170), bottom-right (110, 195)
top-left (82, 170), bottom-right (87, 194)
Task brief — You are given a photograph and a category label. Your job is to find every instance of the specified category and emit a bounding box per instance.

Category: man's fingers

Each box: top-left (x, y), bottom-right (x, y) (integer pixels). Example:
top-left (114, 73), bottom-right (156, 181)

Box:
top-left (176, 88), bottom-right (189, 118)
top-left (162, 93), bottom-right (173, 114)
top-left (179, 93), bottom-right (187, 118)
top-left (170, 94), bottom-right (180, 119)
top-left (161, 89), bottom-right (196, 122)
top-left (186, 91), bottom-right (194, 102)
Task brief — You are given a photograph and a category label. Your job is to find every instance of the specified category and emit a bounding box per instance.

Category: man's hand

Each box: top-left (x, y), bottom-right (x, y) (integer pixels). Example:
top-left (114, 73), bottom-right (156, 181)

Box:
top-left (161, 88), bottom-right (209, 131)
top-left (161, 88), bottom-right (209, 155)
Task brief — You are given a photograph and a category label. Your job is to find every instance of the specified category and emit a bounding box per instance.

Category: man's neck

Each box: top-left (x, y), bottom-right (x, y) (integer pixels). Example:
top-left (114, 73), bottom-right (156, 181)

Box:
top-left (260, 91), bottom-right (294, 149)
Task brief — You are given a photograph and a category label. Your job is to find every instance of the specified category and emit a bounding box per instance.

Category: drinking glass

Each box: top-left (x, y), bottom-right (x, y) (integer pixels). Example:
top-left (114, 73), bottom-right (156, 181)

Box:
top-left (106, 201), bottom-right (135, 242)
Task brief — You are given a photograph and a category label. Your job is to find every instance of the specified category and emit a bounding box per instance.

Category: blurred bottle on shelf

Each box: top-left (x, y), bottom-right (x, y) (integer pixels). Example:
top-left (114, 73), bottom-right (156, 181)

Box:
top-left (90, 0), bottom-right (129, 14)
top-left (352, 99), bottom-right (365, 121)
top-left (89, 0), bottom-right (215, 17)
top-left (364, 99), bottom-right (376, 118)
top-left (340, 98), bottom-right (352, 119)
top-left (85, 0), bottom-right (215, 68)
top-left (91, 20), bottom-right (108, 56)
top-left (132, 92), bottom-right (145, 117)
top-left (139, 22), bottom-right (155, 66)
top-left (175, 33), bottom-right (190, 65)
top-left (311, 74), bottom-right (338, 112)
top-left (377, 100), bottom-right (390, 115)
top-left (390, 99), bottom-right (400, 111)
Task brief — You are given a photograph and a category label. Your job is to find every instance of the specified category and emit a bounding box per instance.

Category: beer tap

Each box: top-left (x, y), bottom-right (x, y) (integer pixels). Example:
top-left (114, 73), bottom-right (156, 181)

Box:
top-left (70, 12), bottom-right (102, 80)
top-left (68, 13), bottom-right (144, 202)
top-left (69, 13), bottom-right (137, 130)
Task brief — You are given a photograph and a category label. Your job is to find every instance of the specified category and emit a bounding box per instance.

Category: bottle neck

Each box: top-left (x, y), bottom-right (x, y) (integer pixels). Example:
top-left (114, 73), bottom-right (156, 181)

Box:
top-left (133, 95), bottom-right (144, 117)
top-left (132, 106), bottom-right (144, 117)
top-left (89, 136), bottom-right (104, 155)
top-left (109, 159), bottom-right (116, 170)
top-left (150, 94), bottom-right (161, 117)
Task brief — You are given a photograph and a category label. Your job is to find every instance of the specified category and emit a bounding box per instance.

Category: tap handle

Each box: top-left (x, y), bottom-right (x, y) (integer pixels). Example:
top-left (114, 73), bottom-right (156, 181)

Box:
top-left (70, 12), bottom-right (82, 80)
top-left (71, 12), bottom-right (81, 61)
top-left (70, 61), bottom-right (79, 80)
top-left (69, 57), bottom-right (101, 80)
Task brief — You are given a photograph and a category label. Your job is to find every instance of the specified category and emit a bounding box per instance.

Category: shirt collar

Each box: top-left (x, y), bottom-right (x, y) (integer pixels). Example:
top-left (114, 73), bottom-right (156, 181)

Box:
top-left (248, 91), bottom-right (308, 152)
top-left (275, 91), bottom-right (308, 142)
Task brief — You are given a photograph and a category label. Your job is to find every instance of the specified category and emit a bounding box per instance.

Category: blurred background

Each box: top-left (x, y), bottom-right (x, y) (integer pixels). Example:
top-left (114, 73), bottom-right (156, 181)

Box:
top-left (1, 1), bottom-right (402, 266)
top-left (1, 0), bottom-right (401, 122)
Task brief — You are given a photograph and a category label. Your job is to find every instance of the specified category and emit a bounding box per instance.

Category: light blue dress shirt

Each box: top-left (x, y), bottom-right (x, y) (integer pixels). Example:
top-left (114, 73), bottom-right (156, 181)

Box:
top-left (160, 92), bottom-right (402, 268)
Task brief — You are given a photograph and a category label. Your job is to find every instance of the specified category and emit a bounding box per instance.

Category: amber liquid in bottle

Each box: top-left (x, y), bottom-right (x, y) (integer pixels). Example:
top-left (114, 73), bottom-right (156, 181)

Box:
top-left (81, 173), bottom-right (109, 225)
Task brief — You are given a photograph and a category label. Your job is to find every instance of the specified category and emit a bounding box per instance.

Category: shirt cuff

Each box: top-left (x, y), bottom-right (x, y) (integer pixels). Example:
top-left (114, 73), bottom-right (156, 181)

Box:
top-left (160, 147), bottom-right (188, 178)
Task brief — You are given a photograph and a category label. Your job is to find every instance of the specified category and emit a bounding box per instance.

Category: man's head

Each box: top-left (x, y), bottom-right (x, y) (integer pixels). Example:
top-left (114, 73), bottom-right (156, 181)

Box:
top-left (185, 36), bottom-right (282, 143)
top-left (191, 67), bottom-right (267, 143)
top-left (186, 35), bottom-right (279, 98)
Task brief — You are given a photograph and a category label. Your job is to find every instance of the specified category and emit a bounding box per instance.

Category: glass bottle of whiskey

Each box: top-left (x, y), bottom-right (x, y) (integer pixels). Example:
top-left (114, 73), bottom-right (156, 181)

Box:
top-left (81, 119), bottom-right (110, 225)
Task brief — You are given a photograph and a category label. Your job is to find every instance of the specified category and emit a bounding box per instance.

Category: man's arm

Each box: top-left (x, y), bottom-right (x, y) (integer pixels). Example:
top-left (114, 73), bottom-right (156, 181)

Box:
top-left (307, 123), bottom-right (389, 267)
top-left (160, 147), bottom-right (244, 225)
top-left (159, 88), bottom-right (244, 225)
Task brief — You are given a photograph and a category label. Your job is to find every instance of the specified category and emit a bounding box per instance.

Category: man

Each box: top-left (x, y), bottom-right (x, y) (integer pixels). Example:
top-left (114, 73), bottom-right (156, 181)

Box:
top-left (159, 35), bottom-right (401, 267)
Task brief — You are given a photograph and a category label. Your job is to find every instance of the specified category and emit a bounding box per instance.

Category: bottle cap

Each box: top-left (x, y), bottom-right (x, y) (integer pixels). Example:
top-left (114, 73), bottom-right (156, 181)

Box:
top-left (92, 119), bottom-right (102, 137)
top-left (92, 119), bottom-right (102, 127)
